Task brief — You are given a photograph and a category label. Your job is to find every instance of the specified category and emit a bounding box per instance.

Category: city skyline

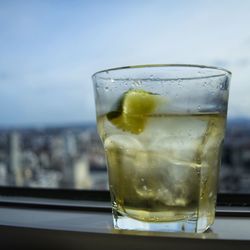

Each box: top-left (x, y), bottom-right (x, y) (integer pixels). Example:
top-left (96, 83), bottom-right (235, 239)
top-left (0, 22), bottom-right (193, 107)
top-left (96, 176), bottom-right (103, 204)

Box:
top-left (0, 0), bottom-right (250, 126)
top-left (0, 120), bottom-right (249, 193)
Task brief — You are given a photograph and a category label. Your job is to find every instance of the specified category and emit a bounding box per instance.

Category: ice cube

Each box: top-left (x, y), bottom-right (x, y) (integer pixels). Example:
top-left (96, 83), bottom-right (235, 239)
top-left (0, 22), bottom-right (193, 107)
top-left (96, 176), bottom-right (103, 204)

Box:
top-left (134, 152), bottom-right (199, 206)
top-left (104, 134), bottom-right (148, 173)
top-left (141, 115), bottom-right (208, 163)
top-left (104, 134), bottom-right (143, 150)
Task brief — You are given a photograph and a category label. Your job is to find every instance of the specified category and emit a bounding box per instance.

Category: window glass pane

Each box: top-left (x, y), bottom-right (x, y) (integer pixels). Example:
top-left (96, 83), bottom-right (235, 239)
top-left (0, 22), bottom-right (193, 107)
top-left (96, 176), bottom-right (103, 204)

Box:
top-left (0, 0), bottom-right (249, 193)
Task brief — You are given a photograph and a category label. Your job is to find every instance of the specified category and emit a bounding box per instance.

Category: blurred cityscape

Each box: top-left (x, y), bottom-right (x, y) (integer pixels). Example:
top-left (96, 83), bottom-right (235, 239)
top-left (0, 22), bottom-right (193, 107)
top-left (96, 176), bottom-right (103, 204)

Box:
top-left (220, 119), bottom-right (250, 193)
top-left (0, 124), bottom-right (107, 190)
top-left (0, 120), bottom-right (249, 193)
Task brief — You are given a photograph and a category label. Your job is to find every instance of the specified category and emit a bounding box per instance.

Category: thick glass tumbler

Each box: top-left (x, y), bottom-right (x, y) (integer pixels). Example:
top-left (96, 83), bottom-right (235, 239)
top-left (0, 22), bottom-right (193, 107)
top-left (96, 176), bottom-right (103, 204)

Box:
top-left (92, 64), bottom-right (231, 233)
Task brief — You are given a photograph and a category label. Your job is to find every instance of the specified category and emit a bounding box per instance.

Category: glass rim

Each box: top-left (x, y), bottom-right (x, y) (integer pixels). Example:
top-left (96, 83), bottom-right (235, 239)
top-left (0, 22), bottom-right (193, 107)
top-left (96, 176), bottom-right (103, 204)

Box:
top-left (92, 64), bottom-right (231, 81)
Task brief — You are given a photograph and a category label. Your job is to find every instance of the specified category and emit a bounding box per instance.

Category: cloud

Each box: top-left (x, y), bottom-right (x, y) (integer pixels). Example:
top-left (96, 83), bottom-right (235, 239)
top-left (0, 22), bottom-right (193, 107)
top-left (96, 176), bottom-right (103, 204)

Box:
top-left (1, 0), bottom-right (250, 126)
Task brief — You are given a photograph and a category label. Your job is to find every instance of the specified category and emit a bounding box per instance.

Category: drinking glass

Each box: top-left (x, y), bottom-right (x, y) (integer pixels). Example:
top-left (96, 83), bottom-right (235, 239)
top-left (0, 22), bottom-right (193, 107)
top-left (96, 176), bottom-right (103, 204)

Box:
top-left (92, 64), bottom-right (231, 233)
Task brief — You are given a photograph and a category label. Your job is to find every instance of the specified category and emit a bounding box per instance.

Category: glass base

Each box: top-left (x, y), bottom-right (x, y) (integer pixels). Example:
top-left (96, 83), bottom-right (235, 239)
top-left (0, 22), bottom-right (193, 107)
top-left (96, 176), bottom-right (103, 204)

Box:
top-left (113, 213), bottom-right (209, 233)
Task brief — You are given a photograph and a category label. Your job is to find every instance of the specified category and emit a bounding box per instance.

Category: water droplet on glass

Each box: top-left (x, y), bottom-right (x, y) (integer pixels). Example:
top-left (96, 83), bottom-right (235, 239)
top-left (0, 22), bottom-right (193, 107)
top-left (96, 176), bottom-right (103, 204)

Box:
top-left (220, 83), bottom-right (225, 89)
top-left (177, 79), bottom-right (182, 87)
top-left (132, 80), bottom-right (142, 87)
top-left (195, 167), bottom-right (201, 176)
top-left (104, 86), bottom-right (109, 91)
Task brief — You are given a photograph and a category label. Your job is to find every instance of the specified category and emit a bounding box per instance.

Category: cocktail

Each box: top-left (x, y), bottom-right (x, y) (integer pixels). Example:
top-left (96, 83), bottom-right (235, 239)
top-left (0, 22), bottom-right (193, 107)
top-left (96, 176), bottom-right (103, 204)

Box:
top-left (92, 64), bottom-right (231, 233)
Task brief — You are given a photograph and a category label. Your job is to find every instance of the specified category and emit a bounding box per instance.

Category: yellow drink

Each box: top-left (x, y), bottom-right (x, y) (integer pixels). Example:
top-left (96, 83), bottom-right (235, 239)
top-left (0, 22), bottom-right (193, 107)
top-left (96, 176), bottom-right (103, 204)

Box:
top-left (98, 113), bottom-right (225, 231)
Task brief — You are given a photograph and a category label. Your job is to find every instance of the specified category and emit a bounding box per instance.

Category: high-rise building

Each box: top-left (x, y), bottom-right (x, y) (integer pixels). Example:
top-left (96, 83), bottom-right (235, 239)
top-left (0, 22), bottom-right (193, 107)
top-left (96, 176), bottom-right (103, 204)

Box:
top-left (73, 155), bottom-right (92, 189)
top-left (7, 132), bottom-right (23, 186)
top-left (0, 163), bottom-right (7, 185)
top-left (65, 131), bottom-right (77, 158)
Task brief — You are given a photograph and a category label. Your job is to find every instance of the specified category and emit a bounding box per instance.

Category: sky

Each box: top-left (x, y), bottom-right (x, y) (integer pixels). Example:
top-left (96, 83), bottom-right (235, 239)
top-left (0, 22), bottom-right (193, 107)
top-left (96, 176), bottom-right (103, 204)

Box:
top-left (0, 0), bottom-right (250, 127)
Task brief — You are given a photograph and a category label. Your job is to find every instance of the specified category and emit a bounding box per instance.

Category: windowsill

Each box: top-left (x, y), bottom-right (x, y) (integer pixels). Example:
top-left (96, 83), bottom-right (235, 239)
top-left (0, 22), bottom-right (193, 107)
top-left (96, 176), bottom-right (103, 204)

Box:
top-left (0, 197), bottom-right (250, 249)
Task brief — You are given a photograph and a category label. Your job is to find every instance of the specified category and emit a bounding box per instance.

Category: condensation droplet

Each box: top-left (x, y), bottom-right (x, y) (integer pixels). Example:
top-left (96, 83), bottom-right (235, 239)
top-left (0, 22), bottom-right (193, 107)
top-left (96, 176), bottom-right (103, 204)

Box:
top-left (195, 168), bottom-right (201, 176)
top-left (177, 79), bottom-right (182, 87)
top-left (132, 80), bottom-right (142, 87)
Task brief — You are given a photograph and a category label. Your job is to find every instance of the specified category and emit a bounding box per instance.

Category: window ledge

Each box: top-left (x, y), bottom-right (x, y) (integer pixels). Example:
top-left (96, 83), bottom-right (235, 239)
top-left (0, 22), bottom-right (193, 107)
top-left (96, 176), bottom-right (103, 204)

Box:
top-left (0, 200), bottom-right (250, 250)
